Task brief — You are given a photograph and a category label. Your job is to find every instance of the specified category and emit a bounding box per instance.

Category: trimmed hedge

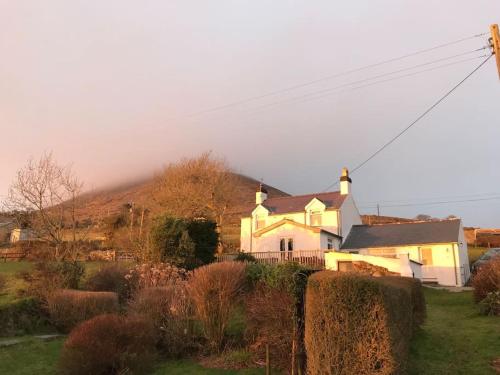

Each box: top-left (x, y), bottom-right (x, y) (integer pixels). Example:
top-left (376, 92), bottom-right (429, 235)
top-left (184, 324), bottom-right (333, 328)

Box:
top-left (59, 314), bottom-right (156, 375)
top-left (47, 289), bottom-right (119, 332)
top-left (305, 272), bottom-right (414, 375)
top-left (0, 298), bottom-right (50, 336)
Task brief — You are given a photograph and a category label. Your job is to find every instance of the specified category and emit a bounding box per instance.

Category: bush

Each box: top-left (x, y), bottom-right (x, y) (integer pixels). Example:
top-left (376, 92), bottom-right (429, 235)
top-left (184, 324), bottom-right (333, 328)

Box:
top-left (129, 285), bottom-right (192, 356)
top-left (47, 289), bottom-right (119, 332)
top-left (59, 314), bottom-right (156, 375)
top-left (150, 215), bottom-right (218, 268)
top-left (472, 256), bottom-right (500, 303)
top-left (125, 262), bottom-right (188, 297)
top-left (20, 261), bottom-right (85, 301)
top-left (378, 276), bottom-right (426, 329)
top-left (0, 298), bottom-right (50, 336)
top-left (245, 283), bottom-right (296, 371)
top-left (479, 291), bottom-right (500, 316)
top-left (305, 272), bottom-right (413, 375)
top-left (234, 252), bottom-right (256, 263)
top-left (85, 263), bottom-right (130, 302)
top-left (188, 262), bottom-right (246, 352)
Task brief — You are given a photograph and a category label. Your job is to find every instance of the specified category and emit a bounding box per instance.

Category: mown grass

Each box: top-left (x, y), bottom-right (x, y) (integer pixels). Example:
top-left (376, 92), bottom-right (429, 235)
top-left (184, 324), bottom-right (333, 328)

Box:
top-left (409, 288), bottom-right (500, 375)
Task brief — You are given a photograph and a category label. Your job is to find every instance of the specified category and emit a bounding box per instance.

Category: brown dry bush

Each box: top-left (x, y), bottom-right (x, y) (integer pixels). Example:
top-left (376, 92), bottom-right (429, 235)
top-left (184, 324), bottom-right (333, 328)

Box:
top-left (472, 256), bottom-right (500, 303)
top-left (187, 261), bottom-right (246, 352)
top-left (46, 289), bottom-right (119, 332)
top-left (129, 285), bottom-right (193, 356)
top-left (245, 283), bottom-right (296, 372)
top-left (305, 272), bottom-right (412, 375)
top-left (85, 263), bottom-right (130, 302)
top-left (125, 262), bottom-right (188, 295)
top-left (59, 314), bottom-right (156, 375)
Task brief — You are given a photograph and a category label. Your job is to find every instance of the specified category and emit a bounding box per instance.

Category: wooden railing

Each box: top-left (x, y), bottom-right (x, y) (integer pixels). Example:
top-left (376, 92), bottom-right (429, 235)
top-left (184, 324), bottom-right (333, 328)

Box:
top-left (218, 250), bottom-right (326, 269)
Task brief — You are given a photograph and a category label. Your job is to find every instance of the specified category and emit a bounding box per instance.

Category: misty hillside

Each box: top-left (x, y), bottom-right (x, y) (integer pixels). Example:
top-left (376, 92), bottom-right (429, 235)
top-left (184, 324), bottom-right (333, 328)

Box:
top-left (76, 173), bottom-right (290, 250)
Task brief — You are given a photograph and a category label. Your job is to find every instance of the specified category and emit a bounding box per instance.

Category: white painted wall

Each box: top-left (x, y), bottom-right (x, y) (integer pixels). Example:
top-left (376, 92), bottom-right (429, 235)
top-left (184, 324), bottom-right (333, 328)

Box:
top-left (339, 194), bottom-right (362, 238)
top-left (356, 243), bottom-right (466, 286)
top-left (253, 222), bottom-right (322, 252)
top-left (325, 251), bottom-right (418, 278)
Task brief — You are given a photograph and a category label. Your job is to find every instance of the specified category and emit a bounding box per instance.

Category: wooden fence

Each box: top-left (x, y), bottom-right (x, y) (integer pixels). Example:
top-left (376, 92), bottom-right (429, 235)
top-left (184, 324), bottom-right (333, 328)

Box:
top-left (218, 250), bottom-right (326, 269)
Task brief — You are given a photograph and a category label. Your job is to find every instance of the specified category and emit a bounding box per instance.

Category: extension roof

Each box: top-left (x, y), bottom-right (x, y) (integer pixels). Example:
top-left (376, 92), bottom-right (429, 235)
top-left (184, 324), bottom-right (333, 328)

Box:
top-left (341, 219), bottom-right (462, 249)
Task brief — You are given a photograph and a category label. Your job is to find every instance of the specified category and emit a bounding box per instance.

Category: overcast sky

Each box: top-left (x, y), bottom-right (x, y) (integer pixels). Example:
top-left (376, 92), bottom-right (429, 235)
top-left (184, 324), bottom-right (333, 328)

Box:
top-left (1, 1), bottom-right (499, 227)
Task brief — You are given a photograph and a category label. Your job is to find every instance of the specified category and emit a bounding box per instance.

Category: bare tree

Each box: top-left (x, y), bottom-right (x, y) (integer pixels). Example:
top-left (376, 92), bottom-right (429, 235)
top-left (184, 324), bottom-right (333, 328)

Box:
top-left (6, 153), bottom-right (84, 260)
top-left (154, 152), bottom-right (239, 251)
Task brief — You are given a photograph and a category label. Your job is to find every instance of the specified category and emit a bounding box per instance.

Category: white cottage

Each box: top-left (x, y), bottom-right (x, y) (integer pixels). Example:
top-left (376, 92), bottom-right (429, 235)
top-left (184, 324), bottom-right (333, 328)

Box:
top-left (239, 168), bottom-right (470, 286)
top-left (240, 168), bottom-right (362, 253)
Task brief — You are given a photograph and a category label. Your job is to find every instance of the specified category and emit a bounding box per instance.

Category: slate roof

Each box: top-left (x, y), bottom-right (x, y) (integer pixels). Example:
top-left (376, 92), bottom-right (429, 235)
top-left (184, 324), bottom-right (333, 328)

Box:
top-left (341, 219), bottom-right (462, 249)
top-left (242, 191), bottom-right (346, 216)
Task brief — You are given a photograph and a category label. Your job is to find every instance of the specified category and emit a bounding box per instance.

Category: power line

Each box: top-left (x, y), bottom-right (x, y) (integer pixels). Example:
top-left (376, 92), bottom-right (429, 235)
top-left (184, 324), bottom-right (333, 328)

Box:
top-left (359, 196), bottom-right (500, 209)
top-left (240, 50), bottom-right (488, 116)
top-left (187, 32), bottom-right (489, 118)
top-left (359, 191), bottom-right (500, 205)
top-left (321, 53), bottom-right (493, 193)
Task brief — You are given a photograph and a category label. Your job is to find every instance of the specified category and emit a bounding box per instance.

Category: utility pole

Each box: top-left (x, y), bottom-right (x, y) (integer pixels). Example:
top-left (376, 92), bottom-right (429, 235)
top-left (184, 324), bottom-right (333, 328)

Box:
top-left (377, 204), bottom-right (380, 217)
top-left (490, 24), bottom-right (500, 79)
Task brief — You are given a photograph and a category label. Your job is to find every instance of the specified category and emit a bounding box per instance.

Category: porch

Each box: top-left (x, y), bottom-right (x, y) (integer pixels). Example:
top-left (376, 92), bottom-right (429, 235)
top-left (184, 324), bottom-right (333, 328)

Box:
top-left (218, 249), bottom-right (326, 269)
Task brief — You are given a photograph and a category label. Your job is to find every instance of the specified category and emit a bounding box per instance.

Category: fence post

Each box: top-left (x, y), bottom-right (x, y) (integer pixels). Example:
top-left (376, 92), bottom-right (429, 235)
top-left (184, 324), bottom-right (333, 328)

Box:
top-left (266, 344), bottom-right (270, 375)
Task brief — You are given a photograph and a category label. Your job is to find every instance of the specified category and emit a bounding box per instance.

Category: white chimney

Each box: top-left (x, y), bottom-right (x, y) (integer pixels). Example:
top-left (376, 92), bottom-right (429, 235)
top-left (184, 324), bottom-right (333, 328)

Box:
top-left (256, 184), bottom-right (268, 205)
top-left (340, 167), bottom-right (352, 195)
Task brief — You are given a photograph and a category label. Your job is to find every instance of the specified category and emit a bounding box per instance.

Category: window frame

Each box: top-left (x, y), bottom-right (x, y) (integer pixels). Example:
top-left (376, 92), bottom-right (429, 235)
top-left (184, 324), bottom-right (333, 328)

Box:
top-left (310, 210), bottom-right (322, 226)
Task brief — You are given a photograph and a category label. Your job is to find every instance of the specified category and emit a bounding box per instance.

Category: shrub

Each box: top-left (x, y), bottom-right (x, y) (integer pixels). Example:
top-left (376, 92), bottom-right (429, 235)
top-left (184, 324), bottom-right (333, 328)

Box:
top-left (234, 252), bottom-right (256, 263)
top-left (129, 285), bottom-right (193, 356)
top-left (378, 276), bottom-right (426, 329)
top-left (149, 215), bottom-right (218, 268)
top-left (0, 298), bottom-right (50, 336)
top-left (19, 261), bottom-right (85, 301)
top-left (188, 261), bottom-right (246, 352)
top-left (305, 272), bottom-right (412, 375)
top-left (479, 291), bottom-right (500, 316)
top-left (85, 263), bottom-right (130, 301)
top-left (59, 314), bottom-right (156, 375)
top-left (245, 283), bottom-right (296, 371)
top-left (472, 256), bottom-right (500, 303)
top-left (125, 262), bottom-right (188, 297)
top-left (47, 289), bottom-right (119, 332)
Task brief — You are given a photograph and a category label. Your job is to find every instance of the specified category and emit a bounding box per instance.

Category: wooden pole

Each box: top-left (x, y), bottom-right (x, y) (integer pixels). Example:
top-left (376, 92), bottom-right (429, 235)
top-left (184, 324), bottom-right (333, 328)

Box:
top-left (490, 24), bottom-right (500, 79)
top-left (265, 344), bottom-right (270, 375)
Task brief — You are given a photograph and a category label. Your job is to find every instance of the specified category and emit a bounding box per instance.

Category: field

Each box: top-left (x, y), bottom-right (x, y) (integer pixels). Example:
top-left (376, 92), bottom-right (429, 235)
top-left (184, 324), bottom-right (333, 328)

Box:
top-left (0, 259), bottom-right (498, 375)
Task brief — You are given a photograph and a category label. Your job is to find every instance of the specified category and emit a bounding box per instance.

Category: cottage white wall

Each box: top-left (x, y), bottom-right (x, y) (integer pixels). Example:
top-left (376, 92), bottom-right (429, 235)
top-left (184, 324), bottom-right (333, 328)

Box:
top-left (357, 243), bottom-right (465, 286)
top-left (339, 195), bottom-right (362, 239)
top-left (325, 252), bottom-right (418, 278)
top-left (254, 223), bottom-right (321, 252)
top-left (240, 217), bottom-right (252, 252)
top-left (320, 232), bottom-right (342, 250)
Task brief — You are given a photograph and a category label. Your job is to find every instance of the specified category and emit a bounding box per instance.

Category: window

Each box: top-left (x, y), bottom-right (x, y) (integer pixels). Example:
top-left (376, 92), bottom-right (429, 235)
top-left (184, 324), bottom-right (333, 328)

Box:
top-left (310, 211), bottom-right (322, 226)
top-left (420, 247), bottom-right (433, 265)
top-left (255, 215), bottom-right (265, 230)
top-left (280, 238), bottom-right (293, 252)
top-left (327, 238), bottom-right (334, 250)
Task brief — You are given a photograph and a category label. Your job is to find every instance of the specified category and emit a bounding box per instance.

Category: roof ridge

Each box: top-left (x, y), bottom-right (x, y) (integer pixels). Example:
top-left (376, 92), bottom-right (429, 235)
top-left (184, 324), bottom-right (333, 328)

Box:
top-left (358, 218), bottom-right (461, 227)
top-left (265, 190), bottom-right (341, 201)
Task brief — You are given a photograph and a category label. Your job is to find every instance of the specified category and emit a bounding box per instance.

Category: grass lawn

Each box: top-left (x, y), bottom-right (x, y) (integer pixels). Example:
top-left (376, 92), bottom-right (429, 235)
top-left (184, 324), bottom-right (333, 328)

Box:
top-left (409, 288), bottom-right (500, 375)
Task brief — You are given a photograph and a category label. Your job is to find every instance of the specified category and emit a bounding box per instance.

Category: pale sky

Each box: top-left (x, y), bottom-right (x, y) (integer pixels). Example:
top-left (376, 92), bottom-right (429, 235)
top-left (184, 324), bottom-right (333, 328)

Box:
top-left (1, 1), bottom-right (499, 227)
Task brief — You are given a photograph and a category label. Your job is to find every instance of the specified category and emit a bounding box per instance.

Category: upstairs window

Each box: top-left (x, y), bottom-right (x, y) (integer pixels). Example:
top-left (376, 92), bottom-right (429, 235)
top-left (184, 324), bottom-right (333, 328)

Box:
top-left (310, 211), bottom-right (322, 226)
top-left (255, 215), bottom-right (265, 230)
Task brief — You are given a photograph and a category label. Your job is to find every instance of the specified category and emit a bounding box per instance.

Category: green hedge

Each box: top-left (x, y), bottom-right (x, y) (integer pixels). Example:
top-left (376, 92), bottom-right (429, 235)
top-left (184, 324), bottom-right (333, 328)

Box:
top-left (305, 272), bottom-right (415, 375)
top-left (0, 298), bottom-right (51, 336)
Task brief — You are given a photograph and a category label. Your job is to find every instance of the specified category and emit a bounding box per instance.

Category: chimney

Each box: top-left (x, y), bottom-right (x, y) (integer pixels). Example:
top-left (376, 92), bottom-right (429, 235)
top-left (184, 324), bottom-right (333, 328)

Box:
top-left (340, 167), bottom-right (352, 195)
top-left (256, 184), bottom-right (268, 205)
